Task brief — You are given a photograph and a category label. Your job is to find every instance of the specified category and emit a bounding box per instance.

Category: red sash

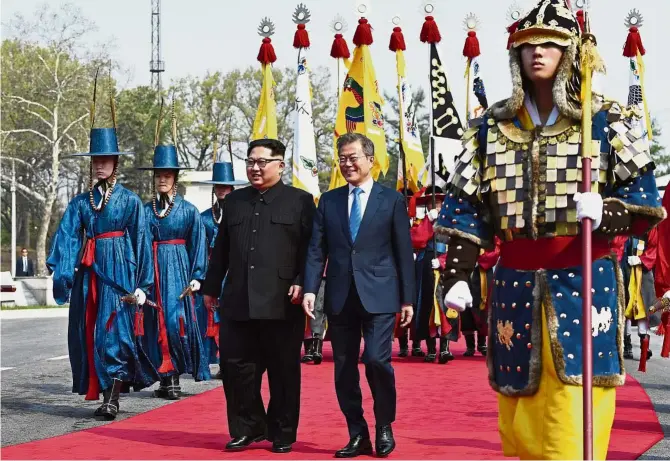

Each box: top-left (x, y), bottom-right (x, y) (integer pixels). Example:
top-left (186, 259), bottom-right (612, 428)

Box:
top-left (151, 239), bottom-right (187, 373)
top-left (81, 230), bottom-right (124, 401)
top-left (500, 235), bottom-right (611, 271)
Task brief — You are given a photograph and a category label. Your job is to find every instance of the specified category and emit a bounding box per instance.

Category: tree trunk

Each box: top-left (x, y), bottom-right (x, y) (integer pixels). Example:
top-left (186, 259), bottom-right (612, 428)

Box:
top-left (35, 193), bottom-right (55, 276)
top-left (21, 208), bottom-right (30, 249)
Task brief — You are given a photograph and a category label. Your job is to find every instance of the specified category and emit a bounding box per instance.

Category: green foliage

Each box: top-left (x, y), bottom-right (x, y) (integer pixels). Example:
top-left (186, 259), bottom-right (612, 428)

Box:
top-left (650, 118), bottom-right (669, 176)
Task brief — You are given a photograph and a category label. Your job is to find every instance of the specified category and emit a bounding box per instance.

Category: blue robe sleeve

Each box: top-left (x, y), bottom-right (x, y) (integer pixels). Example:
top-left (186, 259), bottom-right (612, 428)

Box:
top-left (46, 199), bottom-right (83, 304)
top-left (434, 118), bottom-right (494, 249)
top-left (599, 103), bottom-right (666, 230)
top-left (127, 196), bottom-right (154, 294)
top-left (187, 206), bottom-right (208, 282)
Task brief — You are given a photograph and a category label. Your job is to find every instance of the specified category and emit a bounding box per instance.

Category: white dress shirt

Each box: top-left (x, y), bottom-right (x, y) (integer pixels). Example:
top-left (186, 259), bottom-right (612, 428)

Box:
top-left (22, 256), bottom-right (28, 272)
top-left (348, 176), bottom-right (374, 218)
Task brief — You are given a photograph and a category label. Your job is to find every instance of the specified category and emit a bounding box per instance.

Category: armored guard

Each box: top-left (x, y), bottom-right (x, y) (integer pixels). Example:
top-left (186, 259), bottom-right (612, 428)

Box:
top-left (434, 0), bottom-right (665, 458)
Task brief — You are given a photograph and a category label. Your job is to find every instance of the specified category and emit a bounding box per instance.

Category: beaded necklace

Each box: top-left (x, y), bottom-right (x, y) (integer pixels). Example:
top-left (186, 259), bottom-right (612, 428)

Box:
top-left (211, 190), bottom-right (223, 224)
top-left (88, 161), bottom-right (118, 212)
top-left (151, 178), bottom-right (178, 219)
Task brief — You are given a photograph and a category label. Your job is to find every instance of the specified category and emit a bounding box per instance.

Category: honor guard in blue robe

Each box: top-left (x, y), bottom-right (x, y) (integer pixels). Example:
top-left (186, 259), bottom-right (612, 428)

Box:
top-left (193, 161), bottom-right (248, 373)
top-left (47, 123), bottom-right (158, 420)
top-left (139, 135), bottom-right (210, 399)
top-left (434, 0), bottom-right (665, 458)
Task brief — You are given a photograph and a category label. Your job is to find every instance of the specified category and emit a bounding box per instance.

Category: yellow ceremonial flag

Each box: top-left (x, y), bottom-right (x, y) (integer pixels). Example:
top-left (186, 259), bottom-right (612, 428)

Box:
top-left (329, 44), bottom-right (388, 190)
top-left (395, 49), bottom-right (425, 193)
top-left (252, 64), bottom-right (277, 140)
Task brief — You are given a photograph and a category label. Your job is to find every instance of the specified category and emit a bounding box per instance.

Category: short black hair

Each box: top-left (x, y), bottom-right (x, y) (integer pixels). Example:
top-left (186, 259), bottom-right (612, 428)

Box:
top-left (247, 138), bottom-right (286, 158)
top-left (21, 248), bottom-right (28, 251)
top-left (337, 133), bottom-right (374, 158)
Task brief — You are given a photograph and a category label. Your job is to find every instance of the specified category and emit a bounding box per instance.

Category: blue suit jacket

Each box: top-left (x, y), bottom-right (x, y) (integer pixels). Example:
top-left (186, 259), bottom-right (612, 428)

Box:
top-left (304, 182), bottom-right (415, 315)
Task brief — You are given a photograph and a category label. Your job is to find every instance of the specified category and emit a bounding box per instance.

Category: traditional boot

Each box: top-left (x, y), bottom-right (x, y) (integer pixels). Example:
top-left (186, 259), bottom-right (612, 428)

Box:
top-left (301, 338), bottom-right (315, 363)
top-left (624, 334), bottom-right (634, 359)
top-left (477, 332), bottom-right (488, 356)
top-left (411, 340), bottom-right (425, 357)
top-left (424, 337), bottom-right (437, 362)
top-left (154, 375), bottom-right (181, 400)
top-left (398, 330), bottom-right (409, 357)
top-left (313, 338), bottom-right (323, 365)
top-left (463, 334), bottom-right (476, 357)
top-left (438, 337), bottom-right (454, 364)
top-left (94, 378), bottom-right (122, 420)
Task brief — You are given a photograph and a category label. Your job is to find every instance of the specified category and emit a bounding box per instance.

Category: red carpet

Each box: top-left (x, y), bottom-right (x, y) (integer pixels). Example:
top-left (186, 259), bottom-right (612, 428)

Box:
top-left (2, 342), bottom-right (663, 460)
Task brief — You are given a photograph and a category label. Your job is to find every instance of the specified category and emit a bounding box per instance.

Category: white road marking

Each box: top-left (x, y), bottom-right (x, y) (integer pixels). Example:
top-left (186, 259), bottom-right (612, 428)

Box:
top-left (46, 355), bottom-right (69, 361)
top-left (1, 367), bottom-right (15, 371)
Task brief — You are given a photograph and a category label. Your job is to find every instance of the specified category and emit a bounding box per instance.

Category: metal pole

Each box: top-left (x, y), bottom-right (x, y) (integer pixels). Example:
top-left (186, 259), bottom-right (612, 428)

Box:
top-left (11, 159), bottom-right (17, 278)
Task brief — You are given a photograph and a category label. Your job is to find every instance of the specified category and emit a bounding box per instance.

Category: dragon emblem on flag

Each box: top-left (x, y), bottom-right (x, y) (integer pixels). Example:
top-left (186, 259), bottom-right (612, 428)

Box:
top-left (300, 156), bottom-right (318, 177)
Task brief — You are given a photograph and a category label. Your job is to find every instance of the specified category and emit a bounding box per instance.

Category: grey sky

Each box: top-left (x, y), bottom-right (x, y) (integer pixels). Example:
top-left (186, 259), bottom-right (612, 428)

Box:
top-left (3, 0), bottom-right (669, 147)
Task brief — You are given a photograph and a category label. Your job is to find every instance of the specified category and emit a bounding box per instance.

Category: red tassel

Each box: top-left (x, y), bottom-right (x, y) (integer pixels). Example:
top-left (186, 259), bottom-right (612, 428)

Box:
top-left (293, 23), bottom-right (310, 49)
top-left (463, 31), bottom-right (481, 58)
top-left (576, 10), bottom-right (586, 34)
top-left (623, 26), bottom-right (646, 58)
top-left (105, 311), bottom-right (116, 332)
top-left (638, 335), bottom-right (649, 372)
top-left (408, 188), bottom-right (425, 218)
top-left (389, 26), bottom-right (406, 52)
top-left (353, 18), bottom-right (373, 47)
top-left (257, 37), bottom-right (277, 65)
top-left (506, 21), bottom-right (519, 50)
top-left (134, 309), bottom-right (141, 336)
top-left (330, 33), bottom-right (350, 59)
top-left (179, 317), bottom-right (186, 337)
top-left (420, 16), bottom-right (442, 44)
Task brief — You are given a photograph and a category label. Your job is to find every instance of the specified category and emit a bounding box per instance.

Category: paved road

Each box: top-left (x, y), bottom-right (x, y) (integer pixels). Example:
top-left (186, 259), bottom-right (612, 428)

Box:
top-left (1, 317), bottom-right (221, 447)
top-left (1, 317), bottom-right (668, 457)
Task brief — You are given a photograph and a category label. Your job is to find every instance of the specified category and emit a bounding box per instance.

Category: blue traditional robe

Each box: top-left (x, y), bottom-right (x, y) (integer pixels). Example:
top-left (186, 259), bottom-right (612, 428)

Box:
top-left (47, 185), bottom-right (158, 398)
top-left (195, 207), bottom-right (222, 365)
top-left (143, 194), bottom-right (210, 381)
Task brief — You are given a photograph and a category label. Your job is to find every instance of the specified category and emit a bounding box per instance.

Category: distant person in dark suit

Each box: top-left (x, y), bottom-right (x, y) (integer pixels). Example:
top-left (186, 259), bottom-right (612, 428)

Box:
top-left (302, 133), bottom-right (415, 458)
top-left (16, 248), bottom-right (35, 276)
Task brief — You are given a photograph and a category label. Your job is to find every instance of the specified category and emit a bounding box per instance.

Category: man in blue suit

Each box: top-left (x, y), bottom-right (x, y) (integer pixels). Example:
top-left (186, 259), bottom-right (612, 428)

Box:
top-left (302, 133), bottom-right (415, 458)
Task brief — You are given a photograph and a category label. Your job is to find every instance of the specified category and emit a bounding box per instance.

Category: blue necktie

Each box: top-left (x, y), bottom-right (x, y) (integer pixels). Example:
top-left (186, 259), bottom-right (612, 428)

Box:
top-left (349, 187), bottom-right (363, 241)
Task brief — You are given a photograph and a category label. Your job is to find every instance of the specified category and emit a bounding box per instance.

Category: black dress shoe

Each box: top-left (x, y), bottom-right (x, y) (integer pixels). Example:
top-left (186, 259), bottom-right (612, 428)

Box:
top-left (375, 425), bottom-right (396, 458)
top-left (272, 442), bottom-right (292, 453)
top-left (225, 434), bottom-right (266, 451)
top-left (335, 435), bottom-right (373, 458)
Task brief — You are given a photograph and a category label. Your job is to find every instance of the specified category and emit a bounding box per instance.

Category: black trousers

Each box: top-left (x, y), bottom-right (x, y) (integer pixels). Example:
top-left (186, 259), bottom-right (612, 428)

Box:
top-left (219, 316), bottom-right (303, 444)
top-left (329, 283), bottom-right (397, 439)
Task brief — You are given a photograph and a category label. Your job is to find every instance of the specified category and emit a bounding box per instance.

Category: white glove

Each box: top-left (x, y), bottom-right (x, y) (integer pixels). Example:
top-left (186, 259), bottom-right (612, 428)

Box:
top-left (664, 290), bottom-right (670, 300)
top-left (134, 288), bottom-right (147, 306)
top-left (627, 256), bottom-right (642, 267)
top-left (427, 209), bottom-right (439, 222)
top-left (431, 258), bottom-right (440, 269)
top-left (574, 192), bottom-right (603, 231)
top-left (444, 281), bottom-right (472, 313)
top-left (413, 253), bottom-right (417, 261)
top-left (189, 280), bottom-right (201, 292)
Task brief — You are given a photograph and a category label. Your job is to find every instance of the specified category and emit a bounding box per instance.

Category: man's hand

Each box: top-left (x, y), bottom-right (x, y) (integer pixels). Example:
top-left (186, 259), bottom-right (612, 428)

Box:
top-left (627, 256), bottom-right (642, 267)
top-left (427, 209), bottom-right (439, 222)
top-left (288, 285), bottom-right (303, 305)
top-left (189, 280), bottom-right (201, 292)
top-left (574, 192), bottom-right (603, 231)
top-left (134, 288), bottom-right (147, 306)
top-left (400, 304), bottom-right (413, 328)
top-left (444, 281), bottom-right (472, 312)
top-left (204, 294), bottom-right (218, 312)
top-left (302, 293), bottom-right (316, 319)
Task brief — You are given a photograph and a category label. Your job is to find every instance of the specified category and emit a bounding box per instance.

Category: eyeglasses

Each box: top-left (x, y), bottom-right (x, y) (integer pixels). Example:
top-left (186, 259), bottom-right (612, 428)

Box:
top-left (338, 155), bottom-right (368, 165)
top-left (245, 158), bottom-right (282, 168)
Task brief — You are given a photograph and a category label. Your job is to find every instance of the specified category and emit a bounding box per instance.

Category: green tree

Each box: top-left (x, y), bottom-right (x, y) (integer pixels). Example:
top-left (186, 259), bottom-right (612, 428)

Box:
top-left (650, 118), bottom-right (669, 176)
top-left (1, 4), bottom-right (104, 275)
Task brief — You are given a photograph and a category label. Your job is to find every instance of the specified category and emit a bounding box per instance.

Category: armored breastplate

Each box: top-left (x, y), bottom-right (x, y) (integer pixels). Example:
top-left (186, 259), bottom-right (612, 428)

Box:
top-left (479, 118), bottom-right (607, 241)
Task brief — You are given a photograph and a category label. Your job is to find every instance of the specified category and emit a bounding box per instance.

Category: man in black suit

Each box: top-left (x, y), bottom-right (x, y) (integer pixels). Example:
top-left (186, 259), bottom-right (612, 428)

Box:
top-left (202, 138), bottom-right (316, 454)
top-left (16, 248), bottom-right (35, 277)
top-left (302, 133), bottom-right (415, 458)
